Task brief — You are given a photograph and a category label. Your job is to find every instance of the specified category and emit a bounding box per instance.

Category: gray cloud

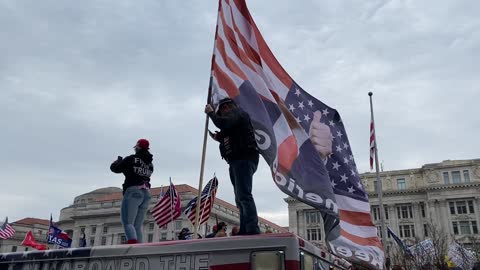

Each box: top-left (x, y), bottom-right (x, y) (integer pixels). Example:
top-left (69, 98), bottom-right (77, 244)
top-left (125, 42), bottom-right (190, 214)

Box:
top-left (1, 0), bottom-right (479, 226)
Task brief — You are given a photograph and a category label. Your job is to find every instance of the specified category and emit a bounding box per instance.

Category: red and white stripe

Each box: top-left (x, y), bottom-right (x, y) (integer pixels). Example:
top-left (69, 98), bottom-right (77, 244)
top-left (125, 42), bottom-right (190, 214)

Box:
top-left (211, 0), bottom-right (383, 268)
top-left (0, 223), bottom-right (15, 239)
top-left (152, 186), bottom-right (181, 228)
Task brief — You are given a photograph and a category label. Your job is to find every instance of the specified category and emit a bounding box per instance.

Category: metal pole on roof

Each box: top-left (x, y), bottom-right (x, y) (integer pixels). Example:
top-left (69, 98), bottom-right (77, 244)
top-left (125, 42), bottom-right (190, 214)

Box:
top-left (369, 92), bottom-right (388, 254)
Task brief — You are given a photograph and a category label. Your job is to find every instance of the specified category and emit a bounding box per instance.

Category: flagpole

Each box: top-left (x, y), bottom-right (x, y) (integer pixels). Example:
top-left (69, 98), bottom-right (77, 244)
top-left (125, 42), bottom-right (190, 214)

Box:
top-left (169, 178), bottom-right (174, 240)
top-left (193, 0), bottom-right (222, 239)
top-left (369, 92), bottom-right (388, 253)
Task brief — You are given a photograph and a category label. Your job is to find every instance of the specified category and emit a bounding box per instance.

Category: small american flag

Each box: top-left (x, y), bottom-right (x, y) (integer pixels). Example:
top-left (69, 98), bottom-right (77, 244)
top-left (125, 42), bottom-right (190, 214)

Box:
top-left (0, 217), bottom-right (15, 240)
top-left (184, 177), bottom-right (219, 225)
top-left (151, 180), bottom-right (181, 228)
top-left (370, 116), bottom-right (376, 170)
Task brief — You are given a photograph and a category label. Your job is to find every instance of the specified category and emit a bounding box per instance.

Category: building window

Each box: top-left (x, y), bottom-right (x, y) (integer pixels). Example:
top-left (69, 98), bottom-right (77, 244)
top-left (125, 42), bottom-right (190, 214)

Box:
top-left (306, 228), bottom-right (321, 241)
top-left (459, 221), bottom-right (471, 234)
top-left (147, 234), bottom-right (154, 243)
top-left (453, 221), bottom-right (477, 235)
top-left (376, 226), bottom-right (384, 238)
top-left (11, 246), bottom-right (17, 252)
top-left (80, 227), bottom-right (86, 234)
top-left (463, 170), bottom-right (471, 182)
top-left (103, 226), bottom-right (108, 234)
top-left (449, 202), bottom-right (456, 214)
top-left (101, 236), bottom-right (107, 246)
top-left (397, 178), bottom-right (406, 190)
top-left (372, 207), bottom-right (379, 221)
top-left (161, 233), bottom-right (167, 240)
top-left (443, 172), bottom-right (450, 184)
top-left (453, 222), bottom-right (459, 235)
top-left (118, 234), bottom-right (127, 244)
top-left (91, 226), bottom-right (96, 235)
top-left (149, 223), bottom-right (155, 231)
top-left (420, 203), bottom-right (426, 218)
top-left (452, 171), bottom-right (461, 184)
top-left (397, 205), bottom-right (413, 219)
top-left (399, 225), bottom-right (415, 238)
top-left (89, 237), bottom-right (95, 246)
top-left (457, 201), bottom-right (468, 214)
top-left (449, 200), bottom-right (475, 215)
top-left (305, 211), bottom-right (321, 224)
top-left (372, 206), bottom-right (388, 221)
top-left (424, 224), bottom-right (428, 237)
top-left (468, 201), bottom-right (475, 213)
top-left (38, 230), bottom-right (42, 235)
top-left (175, 221), bottom-right (182, 230)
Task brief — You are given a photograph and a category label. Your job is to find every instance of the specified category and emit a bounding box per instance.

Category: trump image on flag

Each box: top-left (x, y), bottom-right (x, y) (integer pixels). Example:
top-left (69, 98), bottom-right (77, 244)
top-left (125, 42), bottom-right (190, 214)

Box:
top-left (207, 0), bottom-right (383, 268)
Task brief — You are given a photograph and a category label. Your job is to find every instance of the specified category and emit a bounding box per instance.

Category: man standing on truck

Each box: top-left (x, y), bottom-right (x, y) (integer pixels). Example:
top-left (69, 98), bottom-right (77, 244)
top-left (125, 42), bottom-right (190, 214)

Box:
top-left (205, 98), bottom-right (260, 235)
top-left (110, 139), bottom-right (154, 244)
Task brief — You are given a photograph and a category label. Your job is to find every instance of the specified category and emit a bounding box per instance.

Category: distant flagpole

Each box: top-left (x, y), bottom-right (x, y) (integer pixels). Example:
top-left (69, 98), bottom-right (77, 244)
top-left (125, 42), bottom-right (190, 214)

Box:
top-left (369, 92), bottom-right (388, 252)
top-left (194, 0), bottom-right (222, 239)
top-left (169, 177), bottom-right (174, 240)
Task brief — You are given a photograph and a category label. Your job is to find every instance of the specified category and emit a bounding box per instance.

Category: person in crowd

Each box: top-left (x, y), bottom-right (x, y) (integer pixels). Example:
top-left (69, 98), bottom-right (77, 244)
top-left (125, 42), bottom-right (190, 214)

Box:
top-left (110, 139), bottom-right (153, 244)
top-left (230, 226), bottom-right (240, 236)
top-left (205, 98), bottom-right (260, 235)
top-left (206, 224), bottom-right (218, 238)
top-left (215, 222), bottom-right (228, 237)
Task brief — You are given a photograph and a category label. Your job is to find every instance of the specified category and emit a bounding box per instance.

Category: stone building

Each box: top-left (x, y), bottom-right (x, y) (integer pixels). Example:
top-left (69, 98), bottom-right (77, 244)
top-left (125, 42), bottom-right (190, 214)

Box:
top-left (57, 184), bottom-right (285, 247)
top-left (286, 159), bottom-right (480, 253)
top-left (0, 218), bottom-right (50, 253)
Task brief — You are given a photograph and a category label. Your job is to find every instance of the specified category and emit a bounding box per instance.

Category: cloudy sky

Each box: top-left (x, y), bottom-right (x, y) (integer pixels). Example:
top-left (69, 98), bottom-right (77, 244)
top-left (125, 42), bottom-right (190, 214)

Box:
top-left (1, 0), bottom-right (479, 227)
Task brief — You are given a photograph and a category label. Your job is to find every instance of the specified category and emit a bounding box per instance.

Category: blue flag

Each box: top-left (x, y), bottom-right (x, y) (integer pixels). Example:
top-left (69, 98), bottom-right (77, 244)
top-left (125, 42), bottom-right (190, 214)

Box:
top-left (47, 215), bottom-right (72, 248)
top-left (387, 227), bottom-right (412, 256)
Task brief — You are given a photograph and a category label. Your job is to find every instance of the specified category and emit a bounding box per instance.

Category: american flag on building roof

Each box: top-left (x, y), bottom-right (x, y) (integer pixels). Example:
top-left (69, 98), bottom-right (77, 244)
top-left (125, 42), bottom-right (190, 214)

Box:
top-left (151, 181), bottom-right (181, 228)
top-left (0, 217), bottom-right (15, 240)
top-left (208, 0), bottom-right (383, 268)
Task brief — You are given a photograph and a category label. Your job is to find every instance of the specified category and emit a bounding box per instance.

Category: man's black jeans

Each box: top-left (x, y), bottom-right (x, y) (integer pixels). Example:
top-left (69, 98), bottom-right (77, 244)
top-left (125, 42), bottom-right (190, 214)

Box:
top-left (229, 155), bottom-right (260, 235)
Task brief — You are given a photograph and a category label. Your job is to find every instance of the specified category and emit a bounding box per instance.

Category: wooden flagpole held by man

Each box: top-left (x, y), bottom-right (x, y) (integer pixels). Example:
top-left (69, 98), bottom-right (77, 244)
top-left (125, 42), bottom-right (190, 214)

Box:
top-left (369, 92), bottom-right (388, 253)
top-left (193, 0), bottom-right (221, 239)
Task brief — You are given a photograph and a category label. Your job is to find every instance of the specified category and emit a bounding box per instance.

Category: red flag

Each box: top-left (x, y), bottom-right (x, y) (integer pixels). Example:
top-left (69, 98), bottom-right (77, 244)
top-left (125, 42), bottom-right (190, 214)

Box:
top-left (151, 180), bottom-right (181, 228)
top-left (21, 231), bottom-right (48, 250)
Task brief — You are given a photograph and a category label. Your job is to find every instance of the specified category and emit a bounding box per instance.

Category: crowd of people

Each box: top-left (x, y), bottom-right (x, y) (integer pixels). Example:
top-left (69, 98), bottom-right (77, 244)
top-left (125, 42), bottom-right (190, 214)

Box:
top-left (177, 222), bottom-right (272, 240)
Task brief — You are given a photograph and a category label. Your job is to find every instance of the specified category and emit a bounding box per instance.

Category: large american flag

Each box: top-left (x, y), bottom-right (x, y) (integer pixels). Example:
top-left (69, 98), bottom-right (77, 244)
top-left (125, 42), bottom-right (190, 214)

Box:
top-left (184, 177), bottom-right (219, 225)
top-left (209, 0), bottom-right (383, 268)
top-left (0, 217), bottom-right (15, 240)
top-left (151, 181), bottom-right (181, 228)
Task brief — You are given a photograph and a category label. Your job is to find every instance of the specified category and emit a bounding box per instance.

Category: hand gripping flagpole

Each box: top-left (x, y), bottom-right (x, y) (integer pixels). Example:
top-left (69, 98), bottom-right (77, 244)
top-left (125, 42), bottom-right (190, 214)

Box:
top-left (369, 92), bottom-right (388, 254)
top-left (193, 0), bottom-right (221, 239)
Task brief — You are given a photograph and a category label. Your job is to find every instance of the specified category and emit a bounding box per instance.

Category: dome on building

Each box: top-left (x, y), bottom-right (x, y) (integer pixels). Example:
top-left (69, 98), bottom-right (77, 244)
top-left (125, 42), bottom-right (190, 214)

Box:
top-left (74, 187), bottom-right (122, 205)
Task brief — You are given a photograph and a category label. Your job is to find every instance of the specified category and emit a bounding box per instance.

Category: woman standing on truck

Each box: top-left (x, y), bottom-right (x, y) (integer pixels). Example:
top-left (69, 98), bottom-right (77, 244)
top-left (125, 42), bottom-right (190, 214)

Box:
top-left (110, 139), bottom-right (154, 244)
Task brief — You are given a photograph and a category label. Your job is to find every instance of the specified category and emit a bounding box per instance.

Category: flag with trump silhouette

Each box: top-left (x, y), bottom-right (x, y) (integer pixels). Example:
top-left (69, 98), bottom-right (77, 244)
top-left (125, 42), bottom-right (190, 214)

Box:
top-left (208, 0), bottom-right (382, 268)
